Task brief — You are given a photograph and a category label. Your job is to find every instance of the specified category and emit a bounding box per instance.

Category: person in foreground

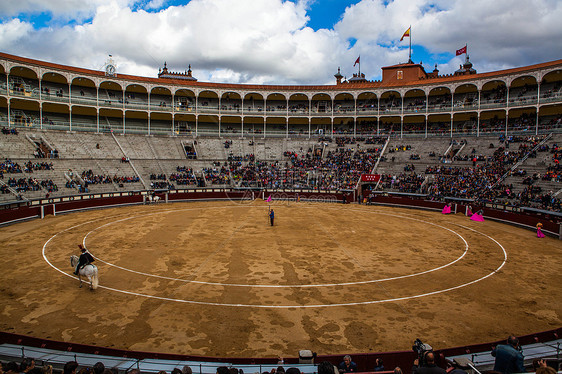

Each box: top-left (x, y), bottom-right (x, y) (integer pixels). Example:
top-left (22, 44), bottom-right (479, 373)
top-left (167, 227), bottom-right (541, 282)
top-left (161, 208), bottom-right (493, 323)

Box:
top-left (412, 352), bottom-right (446, 374)
top-left (491, 335), bottom-right (526, 374)
top-left (338, 355), bottom-right (357, 373)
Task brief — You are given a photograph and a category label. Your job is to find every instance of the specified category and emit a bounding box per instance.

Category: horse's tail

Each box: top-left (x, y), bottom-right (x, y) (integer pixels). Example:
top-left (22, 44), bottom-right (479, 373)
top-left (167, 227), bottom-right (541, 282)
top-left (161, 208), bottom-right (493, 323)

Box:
top-left (91, 267), bottom-right (99, 290)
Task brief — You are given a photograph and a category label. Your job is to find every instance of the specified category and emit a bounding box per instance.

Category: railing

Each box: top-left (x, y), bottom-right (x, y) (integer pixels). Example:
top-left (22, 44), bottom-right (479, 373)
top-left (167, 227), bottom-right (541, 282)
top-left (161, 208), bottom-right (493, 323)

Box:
top-left (175, 105), bottom-right (195, 113)
top-left (99, 99), bottom-right (123, 108)
top-left (403, 106), bottom-right (426, 114)
top-left (9, 88), bottom-right (40, 99)
top-left (539, 91), bottom-right (562, 104)
top-left (356, 108), bottom-right (378, 115)
top-left (310, 110), bottom-right (332, 117)
top-left (220, 107), bottom-right (243, 114)
top-left (125, 102), bottom-right (149, 110)
top-left (3, 96), bottom-right (562, 120)
top-left (70, 121), bottom-right (98, 132)
top-left (453, 103), bottom-right (478, 111)
top-left (150, 128), bottom-right (174, 136)
top-left (5, 117), bottom-right (562, 138)
top-left (508, 95), bottom-right (538, 106)
top-left (446, 339), bottom-right (562, 372)
top-left (41, 92), bottom-right (70, 104)
top-left (379, 107), bottom-right (401, 115)
top-left (70, 95), bottom-right (98, 105)
top-left (479, 100), bottom-right (506, 109)
top-left (149, 104), bottom-right (172, 112)
top-left (197, 106), bottom-right (220, 114)
top-left (287, 110), bottom-right (309, 117)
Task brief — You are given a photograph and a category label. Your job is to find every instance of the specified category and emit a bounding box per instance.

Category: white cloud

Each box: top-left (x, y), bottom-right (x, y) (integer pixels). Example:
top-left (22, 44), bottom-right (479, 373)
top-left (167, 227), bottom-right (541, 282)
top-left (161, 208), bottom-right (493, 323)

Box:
top-left (1, 0), bottom-right (344, 84)
top-left (0, 19), bottom-right (34, 46)
top-left (336, 0), bottom-right (428, 44)
top-left (145, 0), bottom-right (167, 10)
top-left (0, 0), bottom-right (561, 84)
top-left (336, 0), bottom-right (562, 76)
top-left (0, 0), bottom-right (138, 20)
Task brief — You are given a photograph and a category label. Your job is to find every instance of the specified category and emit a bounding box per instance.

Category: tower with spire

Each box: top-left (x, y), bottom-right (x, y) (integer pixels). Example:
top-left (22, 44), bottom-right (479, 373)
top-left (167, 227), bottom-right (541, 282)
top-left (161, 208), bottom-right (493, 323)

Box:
top-left (454, 55), bottom-right (477, 76)
top-left (158, 62), bottom-right (198, 81)
top-left (334, 67), bottom-right (343, 84)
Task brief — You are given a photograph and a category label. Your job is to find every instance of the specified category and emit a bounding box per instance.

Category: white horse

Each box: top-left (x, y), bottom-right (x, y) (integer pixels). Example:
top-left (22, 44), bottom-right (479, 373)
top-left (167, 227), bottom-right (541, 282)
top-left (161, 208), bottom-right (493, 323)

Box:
top-left (70, 255), bottom-right (99, 290)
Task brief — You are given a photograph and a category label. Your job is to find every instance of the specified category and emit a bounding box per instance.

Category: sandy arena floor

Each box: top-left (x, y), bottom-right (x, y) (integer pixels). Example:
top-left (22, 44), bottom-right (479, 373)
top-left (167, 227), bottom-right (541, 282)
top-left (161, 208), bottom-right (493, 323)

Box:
top-left (0, 200), bottom-right (560, 358)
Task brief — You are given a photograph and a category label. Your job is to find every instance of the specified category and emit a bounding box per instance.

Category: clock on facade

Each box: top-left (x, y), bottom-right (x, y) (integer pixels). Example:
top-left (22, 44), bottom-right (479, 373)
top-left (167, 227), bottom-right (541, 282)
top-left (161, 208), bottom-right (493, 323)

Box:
top-left (105, 64), bottom-right (116, 77)
top-left (105, 55), bottom-right (116, 77)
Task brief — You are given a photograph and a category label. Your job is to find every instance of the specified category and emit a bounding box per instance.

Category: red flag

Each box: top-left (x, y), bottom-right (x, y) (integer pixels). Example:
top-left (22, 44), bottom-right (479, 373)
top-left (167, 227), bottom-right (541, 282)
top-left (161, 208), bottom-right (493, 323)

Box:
top-left (456, 45), bottom-right (467, 56)
top-left (354, 56), bottom-right (360, 66)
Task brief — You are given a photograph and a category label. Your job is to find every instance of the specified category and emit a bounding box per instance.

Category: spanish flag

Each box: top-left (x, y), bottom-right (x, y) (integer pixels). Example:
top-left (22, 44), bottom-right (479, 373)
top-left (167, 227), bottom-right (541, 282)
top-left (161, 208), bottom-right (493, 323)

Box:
top-left (400, 27), bottom-right (411, 41)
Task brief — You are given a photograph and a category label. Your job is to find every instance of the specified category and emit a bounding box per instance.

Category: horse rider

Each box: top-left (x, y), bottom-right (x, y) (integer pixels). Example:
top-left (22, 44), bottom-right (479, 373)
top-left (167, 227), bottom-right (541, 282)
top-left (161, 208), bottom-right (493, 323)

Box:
top-left (74, 244), bottom-right (95, 275)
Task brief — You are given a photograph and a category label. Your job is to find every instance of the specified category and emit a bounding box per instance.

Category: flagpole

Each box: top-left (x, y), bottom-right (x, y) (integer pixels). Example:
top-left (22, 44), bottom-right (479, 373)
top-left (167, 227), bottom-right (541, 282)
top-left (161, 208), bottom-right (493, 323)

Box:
top-left (409, 25), bottom-right (412, 63)
top-left (358, 55), bottom-right (361, 76)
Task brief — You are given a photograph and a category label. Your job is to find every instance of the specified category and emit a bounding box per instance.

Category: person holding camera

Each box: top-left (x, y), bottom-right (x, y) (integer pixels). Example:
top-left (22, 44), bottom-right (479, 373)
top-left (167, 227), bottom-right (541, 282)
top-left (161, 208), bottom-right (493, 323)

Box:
top-left (491, 336), bottom-right (526, 374)
top-left (412, 352), bottom-right (446, 374)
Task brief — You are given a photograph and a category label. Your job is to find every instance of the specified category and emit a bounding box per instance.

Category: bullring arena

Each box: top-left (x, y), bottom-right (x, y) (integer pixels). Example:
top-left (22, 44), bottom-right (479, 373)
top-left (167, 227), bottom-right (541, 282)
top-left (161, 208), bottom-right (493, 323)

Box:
top-left (1, 50), bottom-right (562, 370)
top-left (1, 199), bottom-right (560, 358)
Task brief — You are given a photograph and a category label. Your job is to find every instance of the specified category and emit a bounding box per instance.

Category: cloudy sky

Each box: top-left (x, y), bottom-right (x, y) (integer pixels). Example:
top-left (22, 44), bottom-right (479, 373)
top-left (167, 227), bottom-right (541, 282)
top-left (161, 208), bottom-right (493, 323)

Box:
top-left (1, 0), bottom-right (561, 85)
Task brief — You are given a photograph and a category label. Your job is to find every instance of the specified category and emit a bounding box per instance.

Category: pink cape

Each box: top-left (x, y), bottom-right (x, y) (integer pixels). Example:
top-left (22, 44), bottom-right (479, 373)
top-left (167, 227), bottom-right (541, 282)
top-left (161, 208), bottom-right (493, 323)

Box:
top-left (442, 205), bottom-right (451, 214)
top-left (470, 213), bottom-right (484, 222)
top-left (537, 228), bottom-right (545, 238)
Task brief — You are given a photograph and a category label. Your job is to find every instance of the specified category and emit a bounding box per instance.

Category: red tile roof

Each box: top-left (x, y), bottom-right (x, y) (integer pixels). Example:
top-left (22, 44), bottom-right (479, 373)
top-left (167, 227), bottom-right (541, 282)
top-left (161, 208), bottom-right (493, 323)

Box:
top-left (1, 51), bottom-right (561, 92)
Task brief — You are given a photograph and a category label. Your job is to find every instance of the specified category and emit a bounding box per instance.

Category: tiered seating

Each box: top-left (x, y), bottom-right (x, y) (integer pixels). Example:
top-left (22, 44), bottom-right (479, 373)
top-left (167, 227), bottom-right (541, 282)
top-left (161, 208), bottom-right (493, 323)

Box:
top-left (145, 136), bottom-right (185, 159)
top-left (39, 131), bottom-right (94, 159)
top-left (118, 135), bottom-right (155, 159)
top-left (196, 138), bottom-right (229, 160)
top-left (0, 130), bottom-right (36, 158)
top-left (0, 129), bottom-right (560, 210)
top-left (73, 132), bottom-right (124, 159)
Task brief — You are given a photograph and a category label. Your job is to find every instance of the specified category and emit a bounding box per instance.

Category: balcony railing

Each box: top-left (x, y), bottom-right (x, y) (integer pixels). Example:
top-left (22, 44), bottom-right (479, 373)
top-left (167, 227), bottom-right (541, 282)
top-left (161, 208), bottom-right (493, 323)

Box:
top-left (479, 100), bottom-right (506, 109)
top-left (41, 93), bottom-right (70, 104)
top-left (70, 95), bottom-right (98, 105)
top-left (99, 99), bottom-right (124, 108)
top-left (9, 88), bottom-right (39, 99)
top-left (3, 89), bottom-right (562, 119)
top-left (197, 106), bottom-right (220, 114)
top-left (453, 103), bottom-right (478, 111)
top-left (125, 102), bottom-right (149, 111)
top-left (540, 91), bottom-right (562, 104)
top-left (310, 110), bottom-right (332, 117)
top-left (379, 107), bottom-right (401, 115)
top-left (427, 104), bottom-right (452, 112)
top-left (403, 106), bottom-right (426, 114)
top-left (508, 95), bottom-right (538, 107)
